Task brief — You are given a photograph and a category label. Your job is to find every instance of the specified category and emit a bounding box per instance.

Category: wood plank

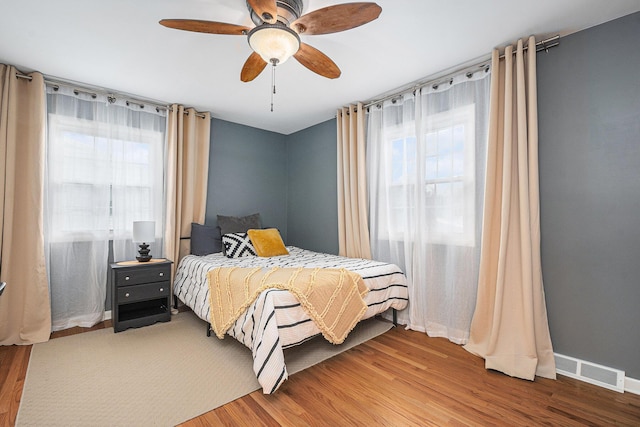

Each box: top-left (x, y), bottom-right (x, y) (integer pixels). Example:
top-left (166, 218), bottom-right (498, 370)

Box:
top-left (0, 344), bottom-right (30, 427)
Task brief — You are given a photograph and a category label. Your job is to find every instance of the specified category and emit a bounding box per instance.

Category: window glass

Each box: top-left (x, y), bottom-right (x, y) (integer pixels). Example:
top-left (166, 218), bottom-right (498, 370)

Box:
top-left (383, 104), bottom-right (475, 246)
top-left (47, 112), bottom-right (165, 242)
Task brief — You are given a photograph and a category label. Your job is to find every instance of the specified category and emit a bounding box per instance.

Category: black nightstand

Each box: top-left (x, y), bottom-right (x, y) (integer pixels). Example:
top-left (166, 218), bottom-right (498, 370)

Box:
top-left (110, 259), bottom-right (172, 333)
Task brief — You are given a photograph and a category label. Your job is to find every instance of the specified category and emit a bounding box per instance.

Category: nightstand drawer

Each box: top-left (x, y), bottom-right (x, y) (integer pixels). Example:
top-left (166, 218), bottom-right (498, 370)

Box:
top-left (117, 281), bottom-right (170, 304)
top-left (115, 265), bottom-right (171, 286)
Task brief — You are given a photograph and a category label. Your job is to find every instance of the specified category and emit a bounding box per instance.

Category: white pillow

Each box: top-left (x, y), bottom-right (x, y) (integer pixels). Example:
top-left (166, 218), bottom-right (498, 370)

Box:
top-left (222, 232), bottom-right (256, 258)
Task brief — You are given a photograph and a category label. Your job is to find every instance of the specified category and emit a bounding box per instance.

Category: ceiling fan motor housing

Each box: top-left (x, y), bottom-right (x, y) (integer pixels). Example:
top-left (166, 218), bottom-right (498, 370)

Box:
top-left (248, 0), bottom-right (304, 27)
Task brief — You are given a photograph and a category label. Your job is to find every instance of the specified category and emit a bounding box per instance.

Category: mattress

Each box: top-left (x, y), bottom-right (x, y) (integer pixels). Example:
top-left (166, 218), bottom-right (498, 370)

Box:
top-left (173, 246), bottom-right (408, 392)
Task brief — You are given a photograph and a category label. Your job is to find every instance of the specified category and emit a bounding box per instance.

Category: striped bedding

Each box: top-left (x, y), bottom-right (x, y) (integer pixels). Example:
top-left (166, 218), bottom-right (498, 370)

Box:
top-left (173, 246), bottom-right (408, 393)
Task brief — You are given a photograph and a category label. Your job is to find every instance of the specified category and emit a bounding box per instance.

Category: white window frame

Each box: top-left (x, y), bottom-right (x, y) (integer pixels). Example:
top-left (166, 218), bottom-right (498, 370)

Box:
top-left (383, 104), bottom-right (476, 246)
top-left (47, 114), bottom-right (164, 243)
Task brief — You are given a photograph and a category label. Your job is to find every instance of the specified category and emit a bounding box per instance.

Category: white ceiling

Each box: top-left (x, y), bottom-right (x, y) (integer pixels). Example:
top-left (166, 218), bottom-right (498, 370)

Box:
top-left (2, 0), bottom-right (640, 134)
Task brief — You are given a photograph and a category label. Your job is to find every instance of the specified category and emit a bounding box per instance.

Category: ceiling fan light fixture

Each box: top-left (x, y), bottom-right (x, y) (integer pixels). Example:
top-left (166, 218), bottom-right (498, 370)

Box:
top-left (248, 24), bottom-right (300, 65)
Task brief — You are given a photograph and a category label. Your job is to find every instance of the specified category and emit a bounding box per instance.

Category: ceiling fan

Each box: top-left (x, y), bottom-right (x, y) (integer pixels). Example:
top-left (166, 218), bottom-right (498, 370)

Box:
top-left (159, 0), bottom-right (382, 82)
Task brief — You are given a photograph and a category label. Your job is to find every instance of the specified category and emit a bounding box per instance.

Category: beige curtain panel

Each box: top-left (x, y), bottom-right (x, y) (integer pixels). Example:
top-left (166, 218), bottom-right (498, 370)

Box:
top-left (165, 105), bottom-right (211, 277)
top-left (464, 38), bottom-right (556, 380)
top-left (336, 103), bottom-right (372, 259)
top-left (0, 65), bottom-right (51, 345)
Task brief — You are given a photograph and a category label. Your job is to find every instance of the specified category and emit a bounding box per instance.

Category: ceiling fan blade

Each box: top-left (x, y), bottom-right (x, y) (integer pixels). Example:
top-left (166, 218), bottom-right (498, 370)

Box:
top-left (159, 19), bottom-right (250, 35)
top-left (241, 52), bottom-right (268, 82)
top-left (247, 0), bottom-right (278, 24)
top-left (294, 43), bottom-right (341, 79)
top-left (292, 2), bottom-right (382, 35)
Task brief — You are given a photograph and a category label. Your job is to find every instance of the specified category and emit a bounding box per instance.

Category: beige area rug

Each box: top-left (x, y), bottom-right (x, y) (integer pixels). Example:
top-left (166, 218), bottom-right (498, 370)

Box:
top-left (16, 311), bottom-right (392, 426)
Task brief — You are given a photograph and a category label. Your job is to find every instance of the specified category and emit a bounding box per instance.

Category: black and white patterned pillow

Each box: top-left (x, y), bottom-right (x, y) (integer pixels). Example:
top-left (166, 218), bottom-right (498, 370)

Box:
top-left (222, 232), bottom-right (257, 258)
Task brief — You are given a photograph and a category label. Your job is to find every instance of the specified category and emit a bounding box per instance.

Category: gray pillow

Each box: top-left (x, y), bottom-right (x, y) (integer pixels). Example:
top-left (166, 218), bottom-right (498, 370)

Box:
top-left (217, 213), bottom-right (261, 235)
top-left (190, 223), bottom-right (222, 255)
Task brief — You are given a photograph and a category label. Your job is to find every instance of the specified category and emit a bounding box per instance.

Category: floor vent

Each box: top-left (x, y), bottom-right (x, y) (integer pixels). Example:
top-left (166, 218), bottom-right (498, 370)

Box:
top-left (555, 353), bottom-right (625, 392)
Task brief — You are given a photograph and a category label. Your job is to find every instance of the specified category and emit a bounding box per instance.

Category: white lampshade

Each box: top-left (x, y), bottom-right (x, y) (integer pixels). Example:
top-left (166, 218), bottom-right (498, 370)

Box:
top-left (248, 25), bottom-right (300, 65)
top-left (133, 221), bottom-right (155, 243)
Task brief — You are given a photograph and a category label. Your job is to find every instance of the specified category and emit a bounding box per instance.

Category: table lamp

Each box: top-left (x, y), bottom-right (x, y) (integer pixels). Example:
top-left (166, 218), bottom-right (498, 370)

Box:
top-left (133, 221), bottom-right (155, 262)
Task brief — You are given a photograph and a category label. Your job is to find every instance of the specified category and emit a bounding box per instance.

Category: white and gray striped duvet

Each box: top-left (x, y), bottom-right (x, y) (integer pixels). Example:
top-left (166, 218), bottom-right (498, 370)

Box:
top-left (173, 246), bottom-right (408, 393)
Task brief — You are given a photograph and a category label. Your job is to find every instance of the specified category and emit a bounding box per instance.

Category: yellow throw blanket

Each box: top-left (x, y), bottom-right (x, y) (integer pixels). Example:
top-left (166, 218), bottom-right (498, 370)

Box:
top-left (207, 266), bottom-right (369, 344)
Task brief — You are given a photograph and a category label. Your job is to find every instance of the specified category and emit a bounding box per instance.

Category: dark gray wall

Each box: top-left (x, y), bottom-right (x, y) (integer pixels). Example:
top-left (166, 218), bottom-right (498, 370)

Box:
top-left (538, 12), bottom-right (640, 378)
top-left (285, 119), bottom-right (339, 254)
top-left (205, 118), bottom-right (288, 240)
top-left (205, 117), bottom-right (338, 253)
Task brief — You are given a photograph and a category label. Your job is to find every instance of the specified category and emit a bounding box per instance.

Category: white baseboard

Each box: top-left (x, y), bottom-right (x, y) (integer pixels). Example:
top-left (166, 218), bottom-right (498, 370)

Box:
top-left (625, 377), bottom-right (640, 395)
top-left (103, 310), bottom-right (112, 321)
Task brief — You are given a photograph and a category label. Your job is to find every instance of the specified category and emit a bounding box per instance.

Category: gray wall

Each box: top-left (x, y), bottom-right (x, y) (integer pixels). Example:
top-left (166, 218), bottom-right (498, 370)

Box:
top-left (205, 117), bottom-right (338, 253)
top-left (537, 12), bottom-right (640, 378)
top-left (285, 119), bottom-right (339, 254)
top-left (205, 118), bottom-right (288, 240)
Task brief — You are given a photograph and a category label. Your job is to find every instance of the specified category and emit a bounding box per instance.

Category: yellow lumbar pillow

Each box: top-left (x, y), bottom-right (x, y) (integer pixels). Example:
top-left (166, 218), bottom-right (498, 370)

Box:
top-left (247, 228), bottom-right (289, 257)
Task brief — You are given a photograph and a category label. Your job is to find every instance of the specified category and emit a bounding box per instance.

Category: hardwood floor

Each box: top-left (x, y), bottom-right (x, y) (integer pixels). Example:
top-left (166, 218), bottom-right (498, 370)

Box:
top-left (2, 319), bottom-right (639, 426)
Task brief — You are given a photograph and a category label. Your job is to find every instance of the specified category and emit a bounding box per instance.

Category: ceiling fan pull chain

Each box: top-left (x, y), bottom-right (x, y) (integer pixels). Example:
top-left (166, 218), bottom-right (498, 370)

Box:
top-left (271, 59), bottom-right (278, 112)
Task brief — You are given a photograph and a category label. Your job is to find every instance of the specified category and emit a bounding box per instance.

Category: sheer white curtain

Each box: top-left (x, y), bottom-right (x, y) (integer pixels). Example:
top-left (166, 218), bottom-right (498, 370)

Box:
top-left (367, 69), bottom-right (490, 343)
top-left (45, 85), bottom-right (167, 331)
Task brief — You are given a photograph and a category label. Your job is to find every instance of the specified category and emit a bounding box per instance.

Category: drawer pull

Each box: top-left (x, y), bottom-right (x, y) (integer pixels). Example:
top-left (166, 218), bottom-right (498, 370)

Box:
top-left (125, 292), bottom-right (130, 297)
top-left (159, 272), bottom-right (164, 277)
top-left (125, 276), bottom-right (130, 281)
top-left (160, 288), bottom-right (164, 292)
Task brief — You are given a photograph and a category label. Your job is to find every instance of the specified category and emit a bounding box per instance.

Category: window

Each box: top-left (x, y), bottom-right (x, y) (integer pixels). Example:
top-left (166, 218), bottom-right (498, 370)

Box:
top-left (386, 105), bottom-right (476, 246)
top-left (47, 114), bottom-right (164, 242)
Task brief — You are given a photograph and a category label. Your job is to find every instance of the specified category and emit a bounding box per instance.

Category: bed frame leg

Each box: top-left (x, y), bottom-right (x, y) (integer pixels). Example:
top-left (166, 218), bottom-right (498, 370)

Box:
top-left (393, 308), bottom-right (398, 327)
top-left (207, 322), bottom-right (211, 337)
top-left (173, 294), bottom-right (178, 310)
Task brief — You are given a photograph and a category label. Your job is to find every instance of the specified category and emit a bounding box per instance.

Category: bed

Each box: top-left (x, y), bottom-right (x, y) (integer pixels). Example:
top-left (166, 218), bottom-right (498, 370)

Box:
top-left (173, 227), bottom-right (408, 393)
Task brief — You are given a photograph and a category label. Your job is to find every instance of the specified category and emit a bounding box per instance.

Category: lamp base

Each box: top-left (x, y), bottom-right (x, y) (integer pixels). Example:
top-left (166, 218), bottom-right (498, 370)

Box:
top-left (137, 243), bottom-right (152, 262)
